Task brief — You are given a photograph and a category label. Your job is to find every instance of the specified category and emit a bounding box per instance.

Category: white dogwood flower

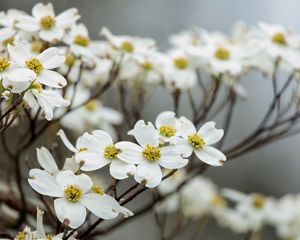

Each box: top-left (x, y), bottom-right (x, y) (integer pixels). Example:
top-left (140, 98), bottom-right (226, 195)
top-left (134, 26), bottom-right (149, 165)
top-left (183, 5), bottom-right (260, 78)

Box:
top-left (126, 120), bottom-right (188, 188)
top-left (8, 42), bottom-right (67, 88)
top-left (16, 3), bottom-right (80, 42)
top-left (28, 170), bottom-right (133, 228)
top-left (173, 118), bottom-right (226, 166)
top-left (57, 129), bottom-right (137, 179)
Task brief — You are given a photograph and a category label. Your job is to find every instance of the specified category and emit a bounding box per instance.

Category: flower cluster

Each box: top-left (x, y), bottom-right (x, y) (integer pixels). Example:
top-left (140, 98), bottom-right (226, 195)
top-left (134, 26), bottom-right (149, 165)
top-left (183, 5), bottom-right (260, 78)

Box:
top-left (158, 173), bottom-right (300, 240)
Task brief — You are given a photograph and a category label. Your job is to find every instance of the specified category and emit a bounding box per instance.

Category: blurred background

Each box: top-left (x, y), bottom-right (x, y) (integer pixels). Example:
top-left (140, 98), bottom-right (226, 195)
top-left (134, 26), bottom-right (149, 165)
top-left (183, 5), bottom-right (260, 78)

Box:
top-left (1, 0), bottom-right (300, 239)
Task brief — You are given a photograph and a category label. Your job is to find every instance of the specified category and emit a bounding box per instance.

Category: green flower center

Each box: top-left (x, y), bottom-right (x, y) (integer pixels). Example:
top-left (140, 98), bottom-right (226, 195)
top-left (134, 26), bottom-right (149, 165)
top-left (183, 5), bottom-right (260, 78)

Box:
top-left (40, 15), bottom-right (56, 29)
top-left (0, 56), bottom-right (10, 72)
top-left (15, 232), bottom-right (26, 240)
top-left (31, 40), bottom-right (44, 53)
top-left (188, 133), bottom-right (206, 149)
top-left (252, 194), bottom-right (265, 208)
top-left (31, 82), bottom-right (43, 93)
top-left (173, 57), bottom-right (189, 69)
top-left (2, 36), bottom-right (14, 46)
top-left (91, 183), bottom-right (104, 195)
top-left (74, 34), bottom-right (90, 47)
top-left (142, 144), bottom-right (161, 161)
top-left (141, 61), bottom-right (153, 71)
top-left (64, 185), bottom-right (83, 202)
top-left (214, 47), bottom-right (230, 60)
top-left (26, 58), bottom-right (44, 74)
top-left (104, 144), bottom-right (119, 159)
top-left (159, 124), bottom-right (176, 137)
top-left (47, 234), bottom-right (53, 240)
top-left (211, 194), bottom-right (227, 207)
top-left (84, 100), bottom-right (97, 111)
top-left (120, 40), bottom-right (134, 52)
top-left (272, 32), bottom-right (287, 45)
top-left (65, 53), bottom-right (76, 66)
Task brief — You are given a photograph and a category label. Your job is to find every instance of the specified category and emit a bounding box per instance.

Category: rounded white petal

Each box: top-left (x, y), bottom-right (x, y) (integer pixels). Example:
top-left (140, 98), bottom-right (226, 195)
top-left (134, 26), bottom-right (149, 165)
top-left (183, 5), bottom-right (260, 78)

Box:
top-left (0, 27), bottom-right (16, 42)
top-left (81, 193), bottom-right (133, 219)
top-left (194, 146), bottom-right (226, 166)
top-left (115, 141), bottom-right (143, 164)
top-left (39, 28), bottom-right (64, 42)
top-left (32, 3), bottom-right (55, 19)
top-left (92, 130), bottom-right (113, 147)
top-left (2, 68), bottom-right (35, 93)
top-left (28, 169), bottom-right (63, 197)
top-left (56, 170), bottom-right (93, 193)
top-left (75, 151), bottom-right (110, 171)
top-left (170, 136), bottom-right (193, 157)
top-left (37, 70), bottom-right (67, 88)
top-left (177, 116), bottom-right (196, 138)
top-left (155, 111), bottom-right (176, 128)
top-left (56, 8), bottom-right (80, 28)
top-left (159, 146), bottom-right (188, 169)
top-left (129, 120), bottom-right (159, 147)
top-left (134, 161), bottom-right (162, 188)
top-left (7, 42), bottom-right (30, 67)
top-left (109, 160), bottom-right (136, 179)
top-left (37, 47), bottom-right (65, 69)
top-left (198, 121), bottom-right (224, 145)
top-left (76, 132), bottom-right (104, 151)
top-left (54, 198), bottom-right (86, 228)
top-left (16, 15), bottom-right (39, 32)
top-left (36, 147), bottom-right (59, 175)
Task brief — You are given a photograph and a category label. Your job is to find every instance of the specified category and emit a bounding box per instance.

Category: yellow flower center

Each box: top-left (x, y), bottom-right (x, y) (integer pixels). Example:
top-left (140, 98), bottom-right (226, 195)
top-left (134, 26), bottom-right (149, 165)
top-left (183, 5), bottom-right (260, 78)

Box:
top-left (73, 34), bottom-right (90, 47)
top-left (84, 100), bottom-right (97, 111)
top-left (2, 36), bottom-right (14, 46)
top-left (214, 47), bottom-right (231, 60)
top-left (188, 133), bottom-right (206, 149)
top-left (272, 32), bottom-right (287, 45)
top-left (31, 82), bottom-right (43, 93)
top-left (26, 58), bottom-right (44, 74)
top-left (141, 61), bottom-right (153, 71)
top-left (120, 40), bottom-right (134, 52)
top-left (31, 40), bottom-right (44, 53)
top-left (104, 144), bottom-right (119, 159)
top-left (91, 183), bottom-right (104, 195)
top-left (211, 194), bottom-right (227, 207)
top-left (40, 15), bottom-right (56, 29)
top-left (65, 53), bottom-right (76, 66)
top-left (0, 56), bottom-right (10, 72)
top-left (142, 144), bottom-right (161, 161)
top-left (15, 231), bottom-right (26, 240)
top-left (64, 185), bottom-right (83, 202)
top-left (159, 124), bottom-right (176, 137)
top-left (173, 57), bottom-right (189, 69)
top-left (79, 147), bottom-right (88, 152)
top-left (47, 234), bottom-right (53, 240)
top-left (252, 194), bottom-right (265, 209)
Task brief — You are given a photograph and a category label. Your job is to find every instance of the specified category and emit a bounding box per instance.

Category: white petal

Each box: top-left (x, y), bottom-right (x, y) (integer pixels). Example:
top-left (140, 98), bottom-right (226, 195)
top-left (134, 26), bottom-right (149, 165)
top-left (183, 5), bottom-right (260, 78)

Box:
top-left (37, 47), bottom-right (65, 69)
top-left (129, 120), bottom-right (159, 147)
top-left (92, 130), bottom-right (113, 147)
top-left (28, 169), bottom-right (63, 197)
top-left (115, 141), bottom-right (143, 164)
top-left (39, 28), bottom-right (64, 42)
top-left (75, 151), bottom-right (110, 171)
top-left (7, 42), bottom-right (30, 67)
top-left (177, 116), bottom-right (196, 138)
top-left (155, 111), bottom-right (176, 128)
top-left (36, 208), bottom-right (46, 238)
top-left (2, 68), bottom-right (34, 93)
top-left (170, 136), bottom-right (193, 158)
top-left (16, 15), bottom-right (39, 32)
top-left (194, 146), bottom-right (226, 166)
top-left (37, 70), bottom-right (67, 88)
top-left (81, 193), bottom-right (133, 219)
top-left (32, 3), bottom-right (55, 18)
top-left (110, 160), bottom-right (136, 179)
top-left (63, 157), bottom-right (80, 173)
top-left (198, 121), bottom-right (224, 145)
top-left (134, 161), bottom-right (162, 188)
top-left (54, 198), bottom-right (86, 228)
top-left (57, 129), bottom-right (78, 152)
top-left (56, 8), bottom-right (80, 28)
top-left (56, 170), bottom-right (93, 193)
top-left (76, 132), bottom-right (104, 151)
top-left (0, 27), bottom-right (16, 42)
top-left (158, 146), bottom-right (188, 169)
top-left (36, 147), bottom-right (59, 175)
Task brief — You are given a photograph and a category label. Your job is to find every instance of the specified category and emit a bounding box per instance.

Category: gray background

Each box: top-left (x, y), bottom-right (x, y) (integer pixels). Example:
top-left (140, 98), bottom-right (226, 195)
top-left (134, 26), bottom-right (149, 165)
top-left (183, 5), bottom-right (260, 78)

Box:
top-left (1, 0), bottom-right (300, 239)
